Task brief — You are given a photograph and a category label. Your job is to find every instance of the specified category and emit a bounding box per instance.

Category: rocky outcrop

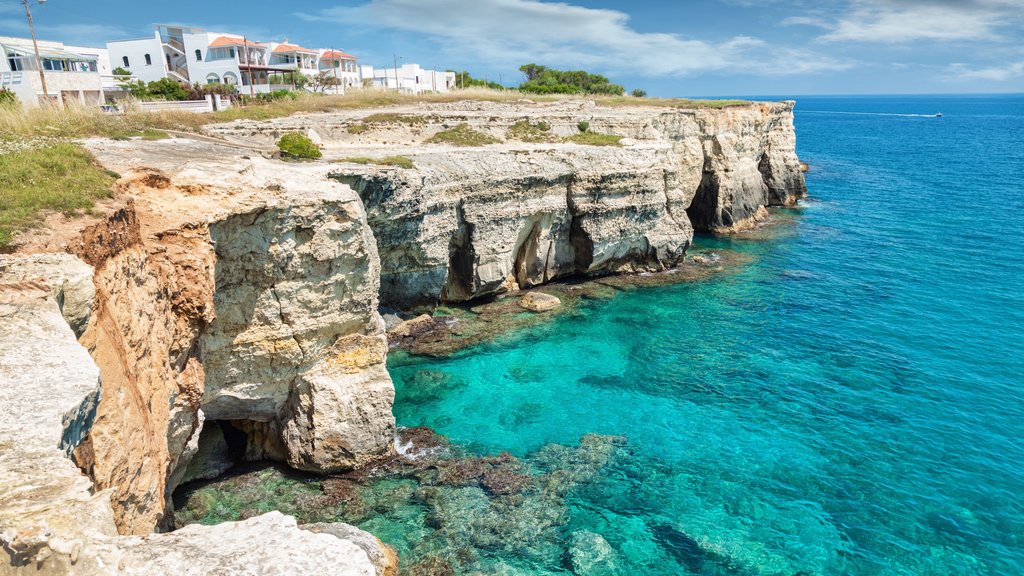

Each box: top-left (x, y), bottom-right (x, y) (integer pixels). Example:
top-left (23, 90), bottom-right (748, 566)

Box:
top-left (0, 280), bottom-right (392, 576)
top-left (54, 138), bottom-right (396, 535)
top-left (209, 99), bottom-right (805, 307)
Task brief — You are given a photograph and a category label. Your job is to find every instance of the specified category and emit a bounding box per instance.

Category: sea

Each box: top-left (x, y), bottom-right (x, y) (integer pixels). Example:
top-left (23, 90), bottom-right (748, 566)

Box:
top-left (177, 94), bottom-right (1024, 575)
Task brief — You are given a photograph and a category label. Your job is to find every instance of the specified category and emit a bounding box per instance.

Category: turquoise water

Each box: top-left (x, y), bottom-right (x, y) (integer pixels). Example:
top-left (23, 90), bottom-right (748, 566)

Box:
top-left (385, 95), bottom-right (1024, 575)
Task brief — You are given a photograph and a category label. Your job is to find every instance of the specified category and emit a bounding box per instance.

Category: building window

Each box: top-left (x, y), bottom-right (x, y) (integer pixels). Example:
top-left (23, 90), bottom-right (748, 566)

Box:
top-left (222, 72), bottom-right (238, 86)
top-left (122, 56), bottom-right (129, 67)
top-left (206, 73), bottom-right (220, 85)
top-left (195, 49), bottom-right (202, 61)
top-left (144, 54), bottom-right (152, 66)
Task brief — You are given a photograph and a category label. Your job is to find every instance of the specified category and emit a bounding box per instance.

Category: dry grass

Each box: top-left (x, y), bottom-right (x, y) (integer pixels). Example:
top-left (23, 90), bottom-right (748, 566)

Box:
top-left (0, 91), bottom-right (755, 139)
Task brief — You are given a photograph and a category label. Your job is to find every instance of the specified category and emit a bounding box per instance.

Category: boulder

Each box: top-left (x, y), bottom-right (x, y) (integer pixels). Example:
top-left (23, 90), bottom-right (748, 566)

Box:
top-left (0, 253), bottom-right (95, 337)
top-left (566, 531), bottom-right (619, 576)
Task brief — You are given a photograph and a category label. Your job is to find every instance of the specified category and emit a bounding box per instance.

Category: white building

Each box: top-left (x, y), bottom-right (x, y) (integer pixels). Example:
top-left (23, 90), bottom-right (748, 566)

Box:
top-left (361, 63), bottom-right (456, 94)
top-left (0, 35), bottom-right (106, 107)
top-left (318, 50), bottom-right (359, 91)
top-left (106, 25), bottom-right (361, 95)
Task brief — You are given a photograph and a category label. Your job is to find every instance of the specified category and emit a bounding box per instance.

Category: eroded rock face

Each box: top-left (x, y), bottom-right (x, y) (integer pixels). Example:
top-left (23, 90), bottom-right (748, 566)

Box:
top-left (0, 282), bottom-right (392, 575)
top-left (0, 253), bottom-right (95, 336)
top-left (68, 139), bottom-right (394, 534)
top-left (218, 99), bottom-right (806, 307)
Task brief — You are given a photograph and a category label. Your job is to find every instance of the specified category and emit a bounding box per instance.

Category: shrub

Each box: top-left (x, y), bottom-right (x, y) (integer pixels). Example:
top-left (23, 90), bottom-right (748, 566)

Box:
top-left (425, 124), bottom-right (501, 147)
top-left (186, 82), bottom-right (236, 101)
top-left (0, 88), bottom-right (17, 108)
top-left (577, 120), bottom-right (590, 133)
top-left (277, 132), bottom-right (322, 159)
top-left (146, 78), bottom-right (189, 101)
top-left (631, 89), bottom-right (647, 98)
top-left (346, 123), bottom-right (369, 134)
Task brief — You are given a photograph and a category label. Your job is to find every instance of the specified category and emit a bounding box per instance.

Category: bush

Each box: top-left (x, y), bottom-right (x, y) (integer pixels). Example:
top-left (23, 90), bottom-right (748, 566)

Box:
top-left (0, 88), bottom-right (18, 108)
top-left (577, 120), bottom-right (589, 133)
top-left (146, 78), bottom-right (189, 101)
top-left (186, 82), bottom-right (236, 101)
top-left (631, 89), bottom-right (647, 98)
top-left (425, 124), bottom-right (501, 147)
top-left (277, 132), bottom-right (322, 159)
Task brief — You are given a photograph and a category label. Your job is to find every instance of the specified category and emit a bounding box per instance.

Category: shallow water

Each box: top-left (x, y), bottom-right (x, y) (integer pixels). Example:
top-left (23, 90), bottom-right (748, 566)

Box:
top-left (180, 95), bottom-right (1024, 575)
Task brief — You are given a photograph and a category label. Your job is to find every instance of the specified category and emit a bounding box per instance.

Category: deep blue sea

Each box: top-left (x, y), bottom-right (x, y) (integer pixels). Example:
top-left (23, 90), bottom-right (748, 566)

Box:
top-left (381, 95), bottom-right (1024, 575)
top-left (176, 95), bottom-right (1024, 575)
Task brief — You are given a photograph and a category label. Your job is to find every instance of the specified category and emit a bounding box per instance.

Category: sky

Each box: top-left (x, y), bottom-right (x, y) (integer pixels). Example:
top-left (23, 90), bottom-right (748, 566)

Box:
top-left (1, 0), bottom-right (1022, 96)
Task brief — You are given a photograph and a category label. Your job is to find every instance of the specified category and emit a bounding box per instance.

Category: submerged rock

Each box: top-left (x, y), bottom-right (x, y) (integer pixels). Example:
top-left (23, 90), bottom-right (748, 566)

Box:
top-left (566, 531), bottom-right (620, 576)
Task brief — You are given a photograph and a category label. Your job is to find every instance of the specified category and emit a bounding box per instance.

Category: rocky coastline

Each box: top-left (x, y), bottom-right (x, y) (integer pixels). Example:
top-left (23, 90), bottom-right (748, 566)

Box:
top-left (0, 98), bottom-right (805, 574)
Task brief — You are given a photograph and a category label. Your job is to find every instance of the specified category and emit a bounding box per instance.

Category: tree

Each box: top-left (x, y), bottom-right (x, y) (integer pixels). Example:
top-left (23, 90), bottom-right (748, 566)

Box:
top-left (631, 89), bottom-right (647, 98)
top-left (452, 70), bottom-right (503, 90)
top-left (517, 65), bottom-right (625, 96)
top-left (309, 72), bottom-right (342, 93)
top-left (519, 63), bottom-right (547, 81)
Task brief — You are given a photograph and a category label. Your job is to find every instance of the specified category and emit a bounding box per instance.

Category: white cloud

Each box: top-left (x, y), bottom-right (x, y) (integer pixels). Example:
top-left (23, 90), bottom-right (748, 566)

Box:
top-left (948, 61), bottom-right (1024, 81)
top-left (815, 0), bottom-right (1024, 43)
top-left (301, 0), bottom-right (850, 76)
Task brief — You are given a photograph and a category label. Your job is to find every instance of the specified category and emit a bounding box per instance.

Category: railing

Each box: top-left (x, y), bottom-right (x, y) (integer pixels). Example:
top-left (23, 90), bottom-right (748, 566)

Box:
top-left (136, 96), bottom-right (213, 113)
top-left (164, 37), bottom-right (185, 53)
top-left (0, 72), bottom-right (24, 86)
top-left (167, 61), bottom-right (190, 82)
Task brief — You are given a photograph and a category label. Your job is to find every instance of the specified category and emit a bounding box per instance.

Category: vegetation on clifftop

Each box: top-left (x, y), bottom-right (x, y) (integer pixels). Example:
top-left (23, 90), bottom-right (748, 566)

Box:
top-left (0, 141), bottom-right (115, 246)
top-left (426, 124), bottom-right (502, 146)
top-left (277, 132), bottom-right (322, 159)
top-left (334, 156), bottom-right (416, 169)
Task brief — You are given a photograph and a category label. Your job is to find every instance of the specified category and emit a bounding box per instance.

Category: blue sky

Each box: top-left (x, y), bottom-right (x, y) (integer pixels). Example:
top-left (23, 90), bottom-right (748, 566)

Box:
top-left (2, 0), bottom-right (1022, 96)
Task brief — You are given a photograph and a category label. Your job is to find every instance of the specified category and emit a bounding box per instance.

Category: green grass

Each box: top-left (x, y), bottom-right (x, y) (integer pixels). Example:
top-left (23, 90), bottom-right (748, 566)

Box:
top-left (506, 120), bottom-right (555, 143)
top-left (346, 123), bottom-right (369, 134)
top-left (334, 156), bottom-right (416, 169)
top-left (566, 132), bottom-right (623, 146)
top-left (426, 124), bottom-right (501, 147)
top-left (361, 113), bottom-right (427, 124)
top-left (0, 142), bottom-right (115, 246)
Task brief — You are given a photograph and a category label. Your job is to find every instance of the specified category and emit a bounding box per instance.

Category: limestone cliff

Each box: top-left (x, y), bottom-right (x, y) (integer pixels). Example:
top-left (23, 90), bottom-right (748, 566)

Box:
top-left (209, 99), bottom-right (806, 307)
top-left (2, 97), bottom-right (805, 574)
top-left (0, 275), bottom-right (391, 576)
top-left (36, 138), bottom-right (395, 536)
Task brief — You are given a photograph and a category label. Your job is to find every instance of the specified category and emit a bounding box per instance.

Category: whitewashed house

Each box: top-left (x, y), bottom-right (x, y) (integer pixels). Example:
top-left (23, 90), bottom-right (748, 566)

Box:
top-left (318, 50), bottom-right (359, 91)
top-left (0, 35), bottom-right (107, 107)
top-left (106, 25), bottom-right (361, 95)
top-left (361, 63), bottom-right (456, 94)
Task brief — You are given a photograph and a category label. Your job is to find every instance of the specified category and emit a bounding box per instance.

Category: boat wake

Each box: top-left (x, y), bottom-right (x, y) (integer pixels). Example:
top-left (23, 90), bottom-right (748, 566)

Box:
top-left (801, 110), bottom-right (942, 118)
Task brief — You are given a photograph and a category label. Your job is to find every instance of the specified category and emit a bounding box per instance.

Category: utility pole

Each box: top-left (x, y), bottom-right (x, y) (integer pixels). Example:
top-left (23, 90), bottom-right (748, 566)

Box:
top-left (392, 53), bottom-right (399, 92)
top-left (22, 0), bottom-right (48, 104)
top-left (243, 36), bottom-right (254, 98)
